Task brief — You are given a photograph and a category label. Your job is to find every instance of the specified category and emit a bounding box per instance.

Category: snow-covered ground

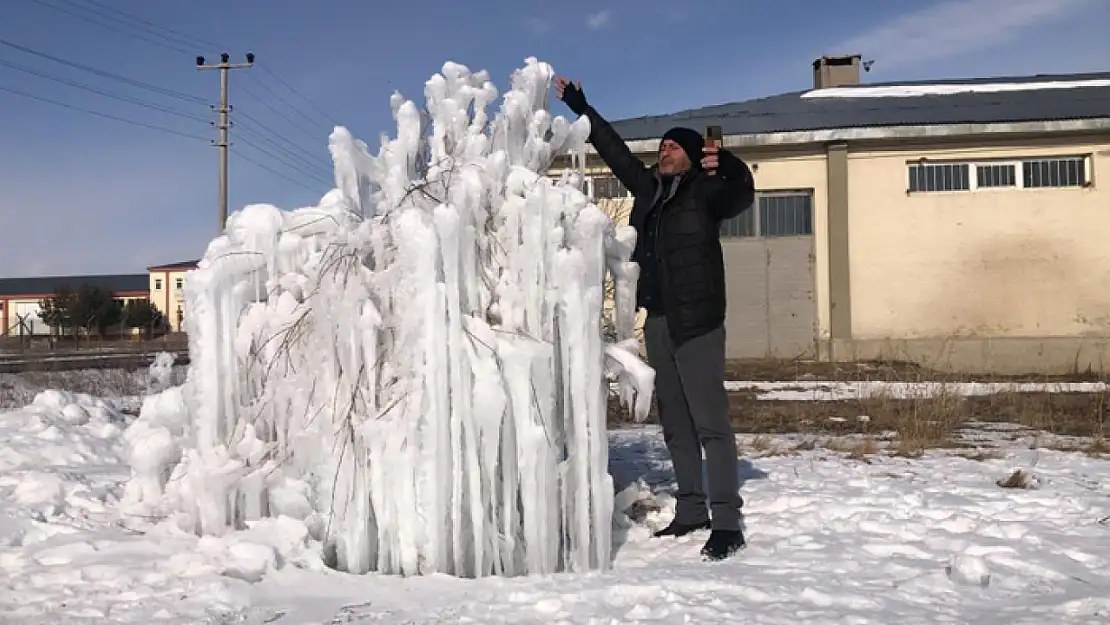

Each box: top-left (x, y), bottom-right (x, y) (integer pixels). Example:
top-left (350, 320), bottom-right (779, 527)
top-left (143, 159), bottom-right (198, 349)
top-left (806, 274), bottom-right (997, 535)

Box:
top-left (1, 382), bottom-right (1109, 624)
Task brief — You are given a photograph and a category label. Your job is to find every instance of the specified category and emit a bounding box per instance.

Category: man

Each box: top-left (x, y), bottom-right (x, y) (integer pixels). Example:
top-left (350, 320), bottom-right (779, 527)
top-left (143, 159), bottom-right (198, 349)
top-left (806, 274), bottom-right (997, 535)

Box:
top-left (554, 77), bottom-right (755, 561)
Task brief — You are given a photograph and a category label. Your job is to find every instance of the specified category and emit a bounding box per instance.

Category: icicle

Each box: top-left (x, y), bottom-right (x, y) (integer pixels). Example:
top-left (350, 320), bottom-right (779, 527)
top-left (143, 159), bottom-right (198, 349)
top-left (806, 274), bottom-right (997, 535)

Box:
top-left (132, 57), bottom-right (654, 578)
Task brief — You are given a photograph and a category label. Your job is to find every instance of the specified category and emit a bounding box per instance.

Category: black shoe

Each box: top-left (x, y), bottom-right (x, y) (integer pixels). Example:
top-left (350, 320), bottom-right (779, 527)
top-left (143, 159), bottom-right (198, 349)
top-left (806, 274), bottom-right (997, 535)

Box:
top-left (652, 519), bottom-right (710, 538)
top-left (700, 529), bottom-right (746, 561)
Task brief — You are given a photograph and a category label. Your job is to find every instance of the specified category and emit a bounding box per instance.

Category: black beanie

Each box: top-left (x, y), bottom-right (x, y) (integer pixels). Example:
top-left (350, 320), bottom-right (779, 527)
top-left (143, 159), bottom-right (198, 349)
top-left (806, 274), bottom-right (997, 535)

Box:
top-left (660, 127), bottom-right (705, 167)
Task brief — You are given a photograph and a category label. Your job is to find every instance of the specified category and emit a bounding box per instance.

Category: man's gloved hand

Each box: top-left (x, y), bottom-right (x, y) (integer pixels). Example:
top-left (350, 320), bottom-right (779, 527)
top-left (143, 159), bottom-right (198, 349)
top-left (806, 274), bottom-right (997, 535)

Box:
top-left (554, 76), bottom-right (589, 116)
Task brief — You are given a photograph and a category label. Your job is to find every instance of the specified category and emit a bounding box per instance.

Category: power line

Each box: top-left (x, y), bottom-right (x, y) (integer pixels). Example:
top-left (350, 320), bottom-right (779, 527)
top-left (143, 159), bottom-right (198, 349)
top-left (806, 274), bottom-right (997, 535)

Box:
top-left (7, 1), bottom-right (337, 204)
top-left (0, 42), bottom-right (328, 208)
top-left (231, 147), bottom-right (330, 195)
top-left (31, 0), bottom-right (341, 134)
top-left (256, 63), bottom-right (339, 127)
top-left (0, 85), bottom-right (210, 141)
top-left (27, 0), bottom-right (194, 55)
top-left (240, 71), bottom-right (332, 134)
top-left (237, 81), bottom-right (325, 142)
top-left (236, 111), bottom-right (331, 166)
top-left (52, 0), bottom-right (223, 49)
top-left (0, 57), bottom-right (209, 122)
top-left (234, 117), bottom-right (333, 179)
top-left (0, 38), bottom-right (207, 104)
top-left (0, 81), bottom-right (328, 192)
top-left (234, 133), bottom-right (333, 187)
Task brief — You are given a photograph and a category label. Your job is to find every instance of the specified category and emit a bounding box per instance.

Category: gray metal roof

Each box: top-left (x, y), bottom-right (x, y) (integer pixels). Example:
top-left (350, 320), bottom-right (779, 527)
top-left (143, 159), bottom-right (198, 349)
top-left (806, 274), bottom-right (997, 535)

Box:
top-left (147, 259), bottom-right (200, 271)
top-left (608, 71), bottom-right (1110, 141)
top-left (0, 274), bottom-right (150, 298)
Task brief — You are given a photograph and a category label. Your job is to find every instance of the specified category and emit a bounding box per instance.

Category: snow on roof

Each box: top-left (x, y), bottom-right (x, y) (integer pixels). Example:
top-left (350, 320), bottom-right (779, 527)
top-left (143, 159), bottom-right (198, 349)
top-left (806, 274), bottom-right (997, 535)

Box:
top-left (608, 71), bottom-right (1110, 140)
top-left (801, 78), bottom-right (1110, 99)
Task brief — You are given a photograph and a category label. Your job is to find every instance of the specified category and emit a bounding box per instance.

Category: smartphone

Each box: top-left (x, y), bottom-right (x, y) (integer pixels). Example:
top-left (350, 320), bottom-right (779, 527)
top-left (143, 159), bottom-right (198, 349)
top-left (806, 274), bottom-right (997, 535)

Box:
top-left (705, 125), bottom-right (722, 148)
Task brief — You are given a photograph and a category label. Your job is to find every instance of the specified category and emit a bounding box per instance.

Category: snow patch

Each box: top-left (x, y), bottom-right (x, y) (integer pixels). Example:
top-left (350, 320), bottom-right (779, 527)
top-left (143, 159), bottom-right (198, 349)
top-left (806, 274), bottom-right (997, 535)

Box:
top-left (801, 79), bottom-right (1110, 99)
top-left (0, 390), bottom-right (126, 475)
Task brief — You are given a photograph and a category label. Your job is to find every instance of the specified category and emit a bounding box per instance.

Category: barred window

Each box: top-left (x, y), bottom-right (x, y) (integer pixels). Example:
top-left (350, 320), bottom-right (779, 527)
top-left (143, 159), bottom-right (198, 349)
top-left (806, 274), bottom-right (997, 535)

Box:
top-left (976, 163), bottom-right (1016, 188)
top-left (721, 208), bottom-right (755, 237)
top-left (591, 176), bottom-right (628, 199)
top-left (721, 191), bottom-right (813, 238)
top-left (907, 156), bottom-right (1090, 193)
top-left (908, 162), bottom-right (970, 192)
top-left (1023, 157), bottom-right (1087, 188)
top-left (759, 194), bottom-right (813, 237)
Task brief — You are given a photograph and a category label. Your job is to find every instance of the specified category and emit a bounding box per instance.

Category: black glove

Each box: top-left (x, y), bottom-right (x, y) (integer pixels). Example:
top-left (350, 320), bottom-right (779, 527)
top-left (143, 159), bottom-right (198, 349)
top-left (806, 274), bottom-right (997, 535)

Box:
top-left (561, 82), bottom-right (589, 116)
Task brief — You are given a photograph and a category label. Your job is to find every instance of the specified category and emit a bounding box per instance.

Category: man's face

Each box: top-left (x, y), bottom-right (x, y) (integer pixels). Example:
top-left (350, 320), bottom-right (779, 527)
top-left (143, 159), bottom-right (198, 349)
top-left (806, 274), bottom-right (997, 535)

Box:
top-left (658, 140), bottom-right (691, 175)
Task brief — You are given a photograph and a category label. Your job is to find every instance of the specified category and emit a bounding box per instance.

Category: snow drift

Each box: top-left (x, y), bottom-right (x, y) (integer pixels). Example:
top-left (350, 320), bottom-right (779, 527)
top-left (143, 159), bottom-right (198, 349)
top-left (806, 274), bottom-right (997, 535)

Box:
top-left (121, 58), bottom-right (654, 578)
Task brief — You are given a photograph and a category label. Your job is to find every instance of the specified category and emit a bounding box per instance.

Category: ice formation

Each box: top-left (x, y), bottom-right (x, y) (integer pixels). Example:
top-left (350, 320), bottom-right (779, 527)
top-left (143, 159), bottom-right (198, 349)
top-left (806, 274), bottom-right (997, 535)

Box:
top-left (146, 351), bottom-right (177, 393)
top-left (122, 58), bottom-right (654, 578)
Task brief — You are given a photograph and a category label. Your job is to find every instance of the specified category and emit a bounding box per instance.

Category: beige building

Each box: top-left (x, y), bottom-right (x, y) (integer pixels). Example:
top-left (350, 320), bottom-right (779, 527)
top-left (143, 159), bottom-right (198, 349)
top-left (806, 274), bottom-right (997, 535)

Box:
top-left (146, 260), bottom-right (198, 332)
top-left (0, 258), bottom-right (198, 338)
top-left (0, 274), bottom-right (150, 337)
top-left (558, 55), bottom-right (1110, 374)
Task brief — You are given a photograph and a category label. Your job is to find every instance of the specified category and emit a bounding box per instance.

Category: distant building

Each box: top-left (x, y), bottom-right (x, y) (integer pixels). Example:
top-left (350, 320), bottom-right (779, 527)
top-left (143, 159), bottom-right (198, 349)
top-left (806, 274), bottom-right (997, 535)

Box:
top-left (554, 54), bottom-right (1110, 374)
top-left (147, 259), bottom-right (199, 333)
top-left (0, 273), bottom-right (149, 336)
top-left (0, 258), bottom-right (199, 337)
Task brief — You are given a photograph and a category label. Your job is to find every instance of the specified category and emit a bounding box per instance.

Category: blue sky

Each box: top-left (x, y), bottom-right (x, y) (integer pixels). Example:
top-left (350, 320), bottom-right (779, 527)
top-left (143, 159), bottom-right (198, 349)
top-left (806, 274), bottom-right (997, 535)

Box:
top-left (1, 0), bottom-right (1108, 278)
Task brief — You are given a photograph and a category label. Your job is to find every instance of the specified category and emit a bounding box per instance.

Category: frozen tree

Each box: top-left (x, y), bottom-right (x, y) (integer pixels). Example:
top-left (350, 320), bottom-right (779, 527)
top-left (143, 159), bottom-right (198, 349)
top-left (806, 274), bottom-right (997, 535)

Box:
top-left (122, 58), bottom-right (654, 579)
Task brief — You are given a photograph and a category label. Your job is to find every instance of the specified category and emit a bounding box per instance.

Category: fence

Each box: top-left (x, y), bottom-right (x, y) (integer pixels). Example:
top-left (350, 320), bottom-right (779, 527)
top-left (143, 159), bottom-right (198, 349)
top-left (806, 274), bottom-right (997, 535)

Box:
top-left (0, 332), bottom-right (189, 373)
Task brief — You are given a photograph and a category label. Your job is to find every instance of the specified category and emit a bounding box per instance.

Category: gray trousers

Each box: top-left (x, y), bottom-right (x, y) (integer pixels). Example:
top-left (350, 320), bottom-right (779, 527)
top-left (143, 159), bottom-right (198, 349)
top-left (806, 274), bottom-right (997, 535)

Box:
top-left (643, 315), bottom-right (741, 530)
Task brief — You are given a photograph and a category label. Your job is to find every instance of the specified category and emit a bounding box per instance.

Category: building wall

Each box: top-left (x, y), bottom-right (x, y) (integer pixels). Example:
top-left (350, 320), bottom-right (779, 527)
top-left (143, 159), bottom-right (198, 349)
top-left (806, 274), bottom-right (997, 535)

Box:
top-left (148, 270), bottom-right (191, 332)
top-left (1, 297), bottom-right (50, 335)
top-left (1, 294), bottom-right (149, 336)
top-left (839, 134), bottom-right (1110, 372)
top-left (742, 149), bottom-right (829, 340)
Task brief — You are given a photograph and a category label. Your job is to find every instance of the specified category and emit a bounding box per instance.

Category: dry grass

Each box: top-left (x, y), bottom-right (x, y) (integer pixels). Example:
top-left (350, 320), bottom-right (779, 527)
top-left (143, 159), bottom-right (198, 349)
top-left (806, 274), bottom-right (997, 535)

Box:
top-left (722, 358), bottom-right (1110, 384)
top-left (715, 391), bottom-right (1105, 443)
top-left (608, 360), bottom-right (1110, 456)
top-left (736, 433), bottom-right (1010, 462)
top-left (847, 436), bottom-right (880, 460)
top-left (748, 434), bottom-right (775, 453)
top-left (794, 436), bottom-right (884, 461)
top-left (1087, 437), bottom-right (1109, 456)
top-left (997, 468), bottom-right (1035, 489)
top-left (736, 434), bottom-right (804, 457)
top-left (1029, 435), bottom-right (1110, 457)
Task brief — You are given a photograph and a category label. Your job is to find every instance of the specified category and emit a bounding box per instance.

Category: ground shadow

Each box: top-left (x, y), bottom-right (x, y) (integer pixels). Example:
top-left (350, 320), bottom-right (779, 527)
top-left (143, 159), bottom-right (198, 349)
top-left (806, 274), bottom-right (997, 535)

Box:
top-left (607, 426), bottom-right (769, 560)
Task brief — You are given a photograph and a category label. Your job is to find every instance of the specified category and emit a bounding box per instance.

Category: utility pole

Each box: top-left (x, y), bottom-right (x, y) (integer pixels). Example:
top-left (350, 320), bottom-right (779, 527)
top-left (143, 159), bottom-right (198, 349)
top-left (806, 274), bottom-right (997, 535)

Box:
top-left (197, 52), bottom-right (254, 233)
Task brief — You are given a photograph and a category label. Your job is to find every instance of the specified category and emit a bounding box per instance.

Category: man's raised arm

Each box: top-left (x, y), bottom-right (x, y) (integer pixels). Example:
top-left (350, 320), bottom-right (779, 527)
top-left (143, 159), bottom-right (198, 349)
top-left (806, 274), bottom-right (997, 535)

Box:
top-left (554, 76), bottom-right (655, 197)
top-left (703, 147), bottom-right (755, 221)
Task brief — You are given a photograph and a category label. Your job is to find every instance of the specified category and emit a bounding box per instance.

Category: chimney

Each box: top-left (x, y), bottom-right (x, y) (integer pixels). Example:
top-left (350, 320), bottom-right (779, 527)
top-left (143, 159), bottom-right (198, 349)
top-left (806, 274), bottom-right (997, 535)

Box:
top-left (812, 54), bottom-right (862, 89)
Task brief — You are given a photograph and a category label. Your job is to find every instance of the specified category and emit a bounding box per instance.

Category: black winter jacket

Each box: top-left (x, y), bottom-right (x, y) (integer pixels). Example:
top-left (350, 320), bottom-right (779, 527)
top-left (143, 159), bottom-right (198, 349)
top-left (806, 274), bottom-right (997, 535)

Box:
top-left (582, 106), bottom-right (755, 347)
